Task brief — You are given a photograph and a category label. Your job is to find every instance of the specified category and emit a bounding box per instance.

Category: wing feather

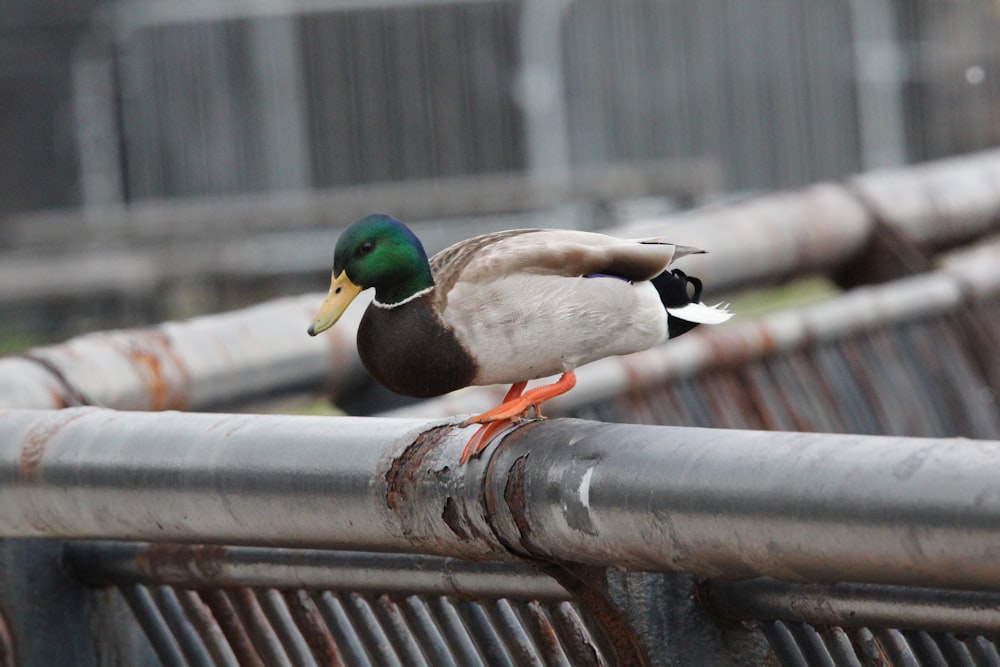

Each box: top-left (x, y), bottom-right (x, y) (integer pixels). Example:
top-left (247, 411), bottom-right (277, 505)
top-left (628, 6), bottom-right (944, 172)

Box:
top-left (431, 229), bottom-right (702, 288)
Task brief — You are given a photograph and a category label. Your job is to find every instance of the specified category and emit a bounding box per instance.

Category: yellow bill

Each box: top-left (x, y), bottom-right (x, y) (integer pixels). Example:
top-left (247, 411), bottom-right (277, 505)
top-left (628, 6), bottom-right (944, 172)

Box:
top-left (307, 271), bottom-right (363, 336)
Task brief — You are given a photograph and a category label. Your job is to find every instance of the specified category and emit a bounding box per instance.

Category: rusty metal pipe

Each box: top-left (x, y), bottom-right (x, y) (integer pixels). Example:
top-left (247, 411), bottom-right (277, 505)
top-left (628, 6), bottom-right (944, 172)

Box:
top-left (0, 408), bottom-right (507, 559)
top-left (482, 420), bottom-right (1000, 592)
top-left (701, 578), bottom-right (1000, 636)
top-left (616, 148), bottom-right (1000, 292)
top-left (4, 409), bottom-right (1000, 592)
top-left (0, 294), bottom-right (366, 411)
top-left (65, 541), bottom-right (570, 600)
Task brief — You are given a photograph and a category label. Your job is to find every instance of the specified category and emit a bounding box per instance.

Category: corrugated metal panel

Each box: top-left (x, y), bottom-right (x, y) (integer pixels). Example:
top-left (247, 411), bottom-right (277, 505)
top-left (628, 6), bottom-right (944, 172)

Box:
top-left (80, 545), bottom-right (1000, 666)
top-left (897, 0), bottom-right (1000, 162)
top-left (113, 585), bottom-right (610, 667)
top-left (66, 543), bottom-right (613, 666)
top-left (763, 622), bottom-right (1000, 667)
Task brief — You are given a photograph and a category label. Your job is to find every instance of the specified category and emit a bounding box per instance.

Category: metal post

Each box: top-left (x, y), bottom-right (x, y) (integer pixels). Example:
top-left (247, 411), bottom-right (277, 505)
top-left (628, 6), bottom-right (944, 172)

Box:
top-left (847, 0), bottom-right (909, 169)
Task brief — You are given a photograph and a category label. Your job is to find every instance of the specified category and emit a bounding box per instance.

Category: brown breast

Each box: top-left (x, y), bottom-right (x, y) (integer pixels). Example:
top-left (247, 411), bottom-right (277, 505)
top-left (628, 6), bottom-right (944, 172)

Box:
top-left (356, 292), bottom-right (478, 399)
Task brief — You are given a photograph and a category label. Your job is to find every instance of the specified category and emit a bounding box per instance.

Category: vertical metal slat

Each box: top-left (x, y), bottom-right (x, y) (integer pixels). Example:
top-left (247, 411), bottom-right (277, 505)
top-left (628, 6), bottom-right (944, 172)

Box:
top-left (489, 598), bottom-right (546, 667)
top-left (314, 591), bottom-right (374, 667)
top-left (400, 595), bottom-right (463, 667)
top-left (548, 601), bottom-right (610, 667)
top-left (282, 589), bottom-right (345, 667)
top-left (373, 593), bottom-right (430, 667)
top-left (873, 628), bottom-right (921, 667)
top-left (460, 599), bottom-right (518, 667)
top-left (429, 596), bottom-right (488, 667)
top-left (177, 590), bottom-right (241, 667)
top-left (150, 586), bottom-right (216, 667)
top-left (119, 585), bottom-right (187, 667)
top-left (200, 589), bottom-right (266, 667)
top-left (522, 600), bottom-right (573, 667)
top-left (256, 588), bottom-right (318, 667)
top-left (342, 592), bottom-right (403, 667)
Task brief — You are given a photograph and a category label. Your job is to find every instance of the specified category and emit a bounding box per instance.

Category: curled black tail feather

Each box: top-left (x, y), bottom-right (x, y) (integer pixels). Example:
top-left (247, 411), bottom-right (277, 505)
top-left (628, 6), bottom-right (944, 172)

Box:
top-left (652, 269), bottom-right (704, 339)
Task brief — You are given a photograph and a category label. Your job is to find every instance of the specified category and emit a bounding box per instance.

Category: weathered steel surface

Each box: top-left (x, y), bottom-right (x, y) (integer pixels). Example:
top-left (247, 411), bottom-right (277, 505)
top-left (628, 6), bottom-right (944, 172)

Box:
top-left (850, 149), bottom-right (1000, 249)
top-left (620, 182), bottom-right (873, 293)
top-left (480, 420), bottom-right (1000, 590)
top-left (3, 409), bottom-right (1000, 593)
top-left (0, 294), bottom-right (365, 412)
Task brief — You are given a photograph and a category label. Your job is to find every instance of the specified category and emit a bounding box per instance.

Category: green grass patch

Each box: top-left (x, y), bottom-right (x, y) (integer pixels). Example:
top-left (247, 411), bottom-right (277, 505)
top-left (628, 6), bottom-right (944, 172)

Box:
top-left (722, 276), bottom-right (840, 319)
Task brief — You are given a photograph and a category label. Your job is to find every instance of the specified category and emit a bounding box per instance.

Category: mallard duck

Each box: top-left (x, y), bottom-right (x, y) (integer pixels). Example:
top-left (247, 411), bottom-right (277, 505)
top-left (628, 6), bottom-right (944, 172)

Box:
top-left (308, 214), bottom-right (731, 462)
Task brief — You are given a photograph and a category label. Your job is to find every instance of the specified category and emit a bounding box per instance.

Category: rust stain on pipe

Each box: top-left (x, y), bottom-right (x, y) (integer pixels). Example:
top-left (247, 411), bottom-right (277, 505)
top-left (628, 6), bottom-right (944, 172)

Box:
top-left (384, 424), bottom-right (452, 511)
top-left (440, 496), bottom-right (472, 541)
top-left (503, 453), bottom-right (534, 554)
top-left (14, 351), bottom-right (94, 407)
top-left (109, 329), bottom-right (191, 411)
top-left (134, 543), bottom-right (228, 585)
top-left (18, 408), bottom-right (89, 480)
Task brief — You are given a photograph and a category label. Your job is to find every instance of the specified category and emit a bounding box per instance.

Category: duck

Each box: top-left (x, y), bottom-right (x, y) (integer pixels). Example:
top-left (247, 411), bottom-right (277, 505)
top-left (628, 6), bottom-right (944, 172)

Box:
top-left (308, 214), bottom-right (731, 463)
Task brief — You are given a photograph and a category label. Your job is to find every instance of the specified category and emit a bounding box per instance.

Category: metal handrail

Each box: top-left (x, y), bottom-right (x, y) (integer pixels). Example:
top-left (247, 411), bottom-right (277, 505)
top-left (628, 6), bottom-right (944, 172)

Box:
top-left (3, 408), bottom-right (1000, 592)
top-left (0, 294), bottom-right (365, 411)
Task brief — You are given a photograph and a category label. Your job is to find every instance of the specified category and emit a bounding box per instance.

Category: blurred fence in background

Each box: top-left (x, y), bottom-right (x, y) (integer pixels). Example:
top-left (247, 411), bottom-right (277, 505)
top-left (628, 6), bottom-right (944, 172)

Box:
top-left (70, 0), bottom-right (1000, 205)
top-left (88, 0), bottom-right (856, 202)
top-left (2, 0), bottom-right (1000, 216)
top-left (1, 0), bottom-right (1000, 340)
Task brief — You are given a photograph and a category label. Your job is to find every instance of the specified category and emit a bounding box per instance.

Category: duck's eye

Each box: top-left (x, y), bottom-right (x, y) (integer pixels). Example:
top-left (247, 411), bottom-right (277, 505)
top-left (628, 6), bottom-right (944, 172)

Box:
top-left (358, 241), bottom-right (374, 256)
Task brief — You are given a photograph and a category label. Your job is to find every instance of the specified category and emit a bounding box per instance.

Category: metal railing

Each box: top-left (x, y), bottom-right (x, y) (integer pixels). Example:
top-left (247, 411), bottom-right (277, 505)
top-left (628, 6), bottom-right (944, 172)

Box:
top-left (3, 411), bottom-right (1000, 665)
top-left (3, 410), bottom-right (1000, 591)
top-left (0, 295), bottom-right (364, 412)
top-left (3, 151), bottom-right (1000, 665)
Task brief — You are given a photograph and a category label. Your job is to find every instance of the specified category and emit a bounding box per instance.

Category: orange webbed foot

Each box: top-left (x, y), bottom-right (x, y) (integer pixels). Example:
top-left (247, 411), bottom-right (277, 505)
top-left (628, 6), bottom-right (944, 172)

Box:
top-left (458, 373), bottom-right (577, 464)
top-left (459, 381), bottom-right (527, 464)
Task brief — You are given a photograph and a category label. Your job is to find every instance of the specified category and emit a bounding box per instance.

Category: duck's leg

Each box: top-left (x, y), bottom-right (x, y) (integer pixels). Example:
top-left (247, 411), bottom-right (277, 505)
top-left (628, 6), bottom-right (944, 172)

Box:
top-left (459, 381), bottom-right (527, 464)
top-left (459, 373), bottom-right (577, 463)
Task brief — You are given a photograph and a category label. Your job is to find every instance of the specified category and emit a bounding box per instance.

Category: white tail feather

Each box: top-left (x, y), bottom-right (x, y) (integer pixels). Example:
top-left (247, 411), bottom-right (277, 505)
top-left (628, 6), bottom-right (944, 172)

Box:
top-left (666, 301), bottom-right (732, 325)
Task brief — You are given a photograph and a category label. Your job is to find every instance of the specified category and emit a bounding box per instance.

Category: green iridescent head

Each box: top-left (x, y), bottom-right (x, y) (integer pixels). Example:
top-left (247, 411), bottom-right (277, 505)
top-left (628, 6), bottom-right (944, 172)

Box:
top-left (308, 214), bottom-right (433, 336)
